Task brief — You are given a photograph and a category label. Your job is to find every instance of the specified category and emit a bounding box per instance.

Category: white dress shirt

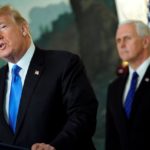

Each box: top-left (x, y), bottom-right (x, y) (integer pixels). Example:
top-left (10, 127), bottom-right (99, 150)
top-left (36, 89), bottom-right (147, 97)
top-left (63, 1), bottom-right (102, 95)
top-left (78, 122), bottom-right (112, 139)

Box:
top-left (123, 57), bottom-right (150, 104)
top-left (5, 42), bottom-right (35, 122)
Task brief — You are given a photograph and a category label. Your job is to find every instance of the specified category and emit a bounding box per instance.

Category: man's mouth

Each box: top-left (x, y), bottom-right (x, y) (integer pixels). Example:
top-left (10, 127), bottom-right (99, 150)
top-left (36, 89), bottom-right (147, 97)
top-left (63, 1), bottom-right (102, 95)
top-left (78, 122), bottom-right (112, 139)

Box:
top-left (0, 42), bottom-right (6, 50)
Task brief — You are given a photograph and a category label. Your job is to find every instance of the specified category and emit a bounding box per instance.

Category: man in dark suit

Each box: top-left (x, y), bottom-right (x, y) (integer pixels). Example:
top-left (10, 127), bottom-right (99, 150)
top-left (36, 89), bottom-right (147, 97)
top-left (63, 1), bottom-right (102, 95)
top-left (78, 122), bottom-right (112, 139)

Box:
top-left (106, 20), bottom-right (150, 150)
top-left (0, 5), bottom-right (98, 150)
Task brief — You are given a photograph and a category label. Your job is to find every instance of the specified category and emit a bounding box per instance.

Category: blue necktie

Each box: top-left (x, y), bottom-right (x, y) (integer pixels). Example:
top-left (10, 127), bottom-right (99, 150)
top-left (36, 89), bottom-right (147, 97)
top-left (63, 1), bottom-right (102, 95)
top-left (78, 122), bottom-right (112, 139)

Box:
top-left (124, 72), bottom-right (138, 118)
top-left (9, 65), bottom-right (22, 133)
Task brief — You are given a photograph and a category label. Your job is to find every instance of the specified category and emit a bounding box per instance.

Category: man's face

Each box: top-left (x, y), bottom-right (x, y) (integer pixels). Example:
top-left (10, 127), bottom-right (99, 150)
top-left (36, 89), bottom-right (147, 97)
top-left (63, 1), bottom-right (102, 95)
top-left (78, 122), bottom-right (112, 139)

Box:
top-left (0, 14), bottom-right (25, 62)
top-left (116, 23), bottom-right (146, 66)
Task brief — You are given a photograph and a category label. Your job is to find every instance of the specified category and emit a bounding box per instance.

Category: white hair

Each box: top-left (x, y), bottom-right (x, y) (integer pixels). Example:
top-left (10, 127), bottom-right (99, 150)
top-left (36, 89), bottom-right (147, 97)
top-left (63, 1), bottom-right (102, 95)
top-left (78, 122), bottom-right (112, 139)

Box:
top-left (118, 20), bottom-right (150, 37)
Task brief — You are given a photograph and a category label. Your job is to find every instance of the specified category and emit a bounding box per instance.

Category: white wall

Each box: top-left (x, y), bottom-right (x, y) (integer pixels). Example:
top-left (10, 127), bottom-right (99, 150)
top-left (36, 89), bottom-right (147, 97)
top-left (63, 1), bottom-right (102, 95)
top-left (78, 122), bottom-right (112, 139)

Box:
top-left (115, 0), bottom-right (148, 24)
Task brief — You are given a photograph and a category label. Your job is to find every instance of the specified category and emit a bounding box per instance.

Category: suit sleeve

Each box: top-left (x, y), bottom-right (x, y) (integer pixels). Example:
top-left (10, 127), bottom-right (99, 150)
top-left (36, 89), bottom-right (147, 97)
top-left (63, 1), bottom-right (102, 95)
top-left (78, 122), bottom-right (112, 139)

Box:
top-left (50, 54), bottom-right (98, 150)
top-left (105, 84), bottom-right (121, 150)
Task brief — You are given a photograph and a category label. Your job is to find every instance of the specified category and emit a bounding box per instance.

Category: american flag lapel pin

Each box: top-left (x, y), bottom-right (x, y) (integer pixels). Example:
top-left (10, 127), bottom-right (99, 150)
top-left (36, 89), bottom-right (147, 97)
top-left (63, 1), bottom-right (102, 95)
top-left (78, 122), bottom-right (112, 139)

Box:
top-left (34, 70), bottom-right (40, 75)
top-left (145, 77), bottom-right (150, 82)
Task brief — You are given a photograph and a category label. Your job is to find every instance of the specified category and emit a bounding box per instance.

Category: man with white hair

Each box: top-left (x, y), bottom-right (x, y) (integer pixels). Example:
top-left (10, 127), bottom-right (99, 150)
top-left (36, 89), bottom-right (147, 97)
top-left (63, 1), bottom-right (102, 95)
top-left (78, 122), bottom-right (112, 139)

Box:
top-left (106, 20), bottom-right (150, 150)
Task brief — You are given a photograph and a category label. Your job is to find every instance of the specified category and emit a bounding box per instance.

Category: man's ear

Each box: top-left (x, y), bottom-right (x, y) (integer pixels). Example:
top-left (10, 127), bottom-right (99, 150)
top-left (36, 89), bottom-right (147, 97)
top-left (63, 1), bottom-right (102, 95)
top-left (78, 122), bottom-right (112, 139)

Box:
top-left (22, 31), bottom-right (26, 36)
top-left (20, 22), bottom-right (29, 37)
top-left (143, 36), bottom-right (150, 49)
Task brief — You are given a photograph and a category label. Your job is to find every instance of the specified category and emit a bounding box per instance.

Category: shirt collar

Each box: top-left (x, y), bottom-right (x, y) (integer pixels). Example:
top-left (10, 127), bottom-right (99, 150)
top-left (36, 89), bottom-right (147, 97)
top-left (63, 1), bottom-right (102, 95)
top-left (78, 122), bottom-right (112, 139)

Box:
top-left (129, 57), bottom-right (150, 78)
top-left (8, 41), bottom-right (35, 71)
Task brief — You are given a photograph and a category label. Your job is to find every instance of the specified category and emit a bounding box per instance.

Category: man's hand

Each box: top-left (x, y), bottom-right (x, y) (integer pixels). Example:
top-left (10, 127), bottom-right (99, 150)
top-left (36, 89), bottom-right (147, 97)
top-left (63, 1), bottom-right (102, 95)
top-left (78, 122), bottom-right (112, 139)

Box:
top-left (31, 143), bottom-right (56, 150)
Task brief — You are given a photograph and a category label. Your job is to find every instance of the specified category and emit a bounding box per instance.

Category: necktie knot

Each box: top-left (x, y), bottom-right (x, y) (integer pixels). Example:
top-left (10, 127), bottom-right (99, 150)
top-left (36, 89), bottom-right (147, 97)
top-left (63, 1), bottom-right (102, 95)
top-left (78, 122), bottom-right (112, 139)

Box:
top-left (12, 65), bottom-right (21, 75)
top-left (12, 65), bottom-right (21, 82)
top-left (132, 71), bottom-right (138, 81)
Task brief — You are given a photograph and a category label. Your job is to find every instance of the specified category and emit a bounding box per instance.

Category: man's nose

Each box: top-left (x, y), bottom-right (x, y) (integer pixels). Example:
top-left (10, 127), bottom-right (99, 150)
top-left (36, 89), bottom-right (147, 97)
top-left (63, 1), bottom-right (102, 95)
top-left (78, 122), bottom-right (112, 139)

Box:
top-left (0, 34), bottom-right (3, 39)
top-left (120, 40), bottom-right (125, 48)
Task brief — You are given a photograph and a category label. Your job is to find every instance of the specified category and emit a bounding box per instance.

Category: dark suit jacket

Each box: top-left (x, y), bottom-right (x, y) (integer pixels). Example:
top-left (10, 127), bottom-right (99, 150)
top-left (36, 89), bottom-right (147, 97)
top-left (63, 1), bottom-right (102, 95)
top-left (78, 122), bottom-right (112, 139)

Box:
top-left (0, 48), bottom-right (98, 150)
top-left (106, 65), bottom-right (150, 150)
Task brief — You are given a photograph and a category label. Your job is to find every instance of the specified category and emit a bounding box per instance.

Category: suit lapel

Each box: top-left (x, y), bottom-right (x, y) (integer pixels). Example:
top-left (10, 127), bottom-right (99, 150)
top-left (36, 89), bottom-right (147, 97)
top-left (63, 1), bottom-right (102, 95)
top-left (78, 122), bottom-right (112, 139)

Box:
top-left (130, 64), bottom-right (150, 119)
top-left (15, 49), bottom-right (45, 136)
top-left (114, 73), bottom-right (128, 118)
top-left (113, 73), bottom-right (130, 139)
top-left (0, 65), bottom-right (15, 139)
top-left (0, 66), bottom-right (7, 124)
